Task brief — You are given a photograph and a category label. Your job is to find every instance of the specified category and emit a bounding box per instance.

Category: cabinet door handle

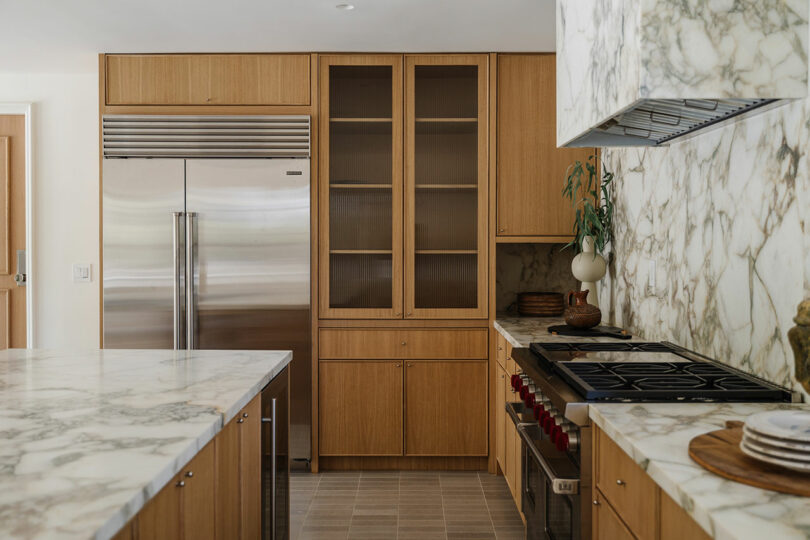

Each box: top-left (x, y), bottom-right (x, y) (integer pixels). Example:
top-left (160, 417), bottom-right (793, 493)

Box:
top-left (592, 499), bottom-right (600, 506)
top-left (176, 480), bottom-right (185, 487)
top-left (185, 471), bottom-right (193, 478)
top-left (406, 363), bottom-right (413, 367)
top-left (394, 363), bottom-right (401, 367)
top-left (242, 412), bottom-right (248, 418)
top-left (237, 418), bottom-right (244, 424)
top-left (401, 341), bottom-right (407, 346)
top-left (616, 479), bottom-right (626, 486)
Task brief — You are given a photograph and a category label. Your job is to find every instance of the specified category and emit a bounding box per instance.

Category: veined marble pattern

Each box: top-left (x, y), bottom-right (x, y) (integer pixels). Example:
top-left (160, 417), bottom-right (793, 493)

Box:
top-left (493, 317), bottom-right (633, 349)
top-left (556, 0), bottom-right (808, 146)
top-left (600, 97), bottom-right (810, 401)
top-left (495, 243), bottom-right (577, 314)
top-left (0, 349), bottom-right (291, 540)
top-left (590, 402), bottom-right (810, 539)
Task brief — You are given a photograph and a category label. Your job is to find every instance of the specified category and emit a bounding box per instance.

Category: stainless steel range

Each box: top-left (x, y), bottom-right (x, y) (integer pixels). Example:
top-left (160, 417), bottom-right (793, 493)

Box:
top-left (507, 341), bottom-right (796, 540)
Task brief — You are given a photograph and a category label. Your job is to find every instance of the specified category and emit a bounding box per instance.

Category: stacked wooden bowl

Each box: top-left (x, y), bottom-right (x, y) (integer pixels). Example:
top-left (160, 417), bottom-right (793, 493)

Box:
top-left (517, 292), bottom-right (565, 317)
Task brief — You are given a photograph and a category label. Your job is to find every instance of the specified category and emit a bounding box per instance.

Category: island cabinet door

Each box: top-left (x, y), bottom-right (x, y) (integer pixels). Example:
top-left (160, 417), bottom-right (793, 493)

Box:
top-left (240, 396), bottom-right (263, 540)
top-left (404, 361), bottom-right (488, 456)
top-left (495, 363), bottom-right (506, 470)
top-left (137, 472), bottom-right (182, 540)
top-left (593, 491), bottom-right (635, 540)
top-left (182, 441), bottom-right (216, 540)
top-left (319, 360), bottom-right (404, 455)
top-left (215, 416), bottom-right (242, 540)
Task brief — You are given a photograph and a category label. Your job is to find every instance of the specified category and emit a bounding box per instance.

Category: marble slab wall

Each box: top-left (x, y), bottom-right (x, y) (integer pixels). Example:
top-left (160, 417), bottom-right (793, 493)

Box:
top-left (556, 0), bottom-right (808, 146)
top-left (599, 98), bottom-right (810, 400)
top-left (496, 243), bottom-right (578, 314)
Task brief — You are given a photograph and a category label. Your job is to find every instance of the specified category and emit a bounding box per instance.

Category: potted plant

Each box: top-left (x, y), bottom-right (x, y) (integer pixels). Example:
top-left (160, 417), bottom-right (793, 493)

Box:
top-left (561, 154), bottom-right (615, 307)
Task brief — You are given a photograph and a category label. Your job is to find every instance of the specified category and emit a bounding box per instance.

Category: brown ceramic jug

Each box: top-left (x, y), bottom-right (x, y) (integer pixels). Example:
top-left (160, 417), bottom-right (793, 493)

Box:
top-left (564, 290), bottom-right (602, 329)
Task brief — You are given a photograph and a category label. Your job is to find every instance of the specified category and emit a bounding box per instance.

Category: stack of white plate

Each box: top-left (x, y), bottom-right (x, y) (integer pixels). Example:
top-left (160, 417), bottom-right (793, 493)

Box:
top-left (740, 410), bottom-right (810, 472)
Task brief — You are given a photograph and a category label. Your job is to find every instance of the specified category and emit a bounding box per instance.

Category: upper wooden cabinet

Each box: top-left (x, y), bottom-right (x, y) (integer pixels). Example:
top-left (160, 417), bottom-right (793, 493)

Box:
top-left (318, 55), bottom-right (404, 319)
top-left (105, 54), bottom-right (311, 106)
top-left (496, 54), bottom-right (593, 238)
top-left (405, 55), bottom-right (488, 319)
top-left (319, 54), bottom-right (488, 320)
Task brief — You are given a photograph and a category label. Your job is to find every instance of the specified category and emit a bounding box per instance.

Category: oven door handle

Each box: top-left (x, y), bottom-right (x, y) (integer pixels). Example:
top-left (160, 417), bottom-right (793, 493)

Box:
top-left (517, 424), bottom-right (580, 495)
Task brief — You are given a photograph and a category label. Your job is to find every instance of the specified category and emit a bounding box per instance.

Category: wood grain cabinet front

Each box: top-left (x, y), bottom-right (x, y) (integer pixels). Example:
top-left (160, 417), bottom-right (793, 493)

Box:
top-left (105, 54), bottom-right (311, 106)
top-left (404, 361), bottom-right (488, 456)
top-left (593, 491), bottom-right (636, 540)
top-left (319, 328), bottom-right (488, 360)
top-left (319, 360), bottom-right (404, 456)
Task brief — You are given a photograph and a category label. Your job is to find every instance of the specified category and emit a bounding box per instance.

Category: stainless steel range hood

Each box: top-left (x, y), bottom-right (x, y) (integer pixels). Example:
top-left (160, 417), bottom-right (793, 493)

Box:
top-left (556, 0), bottom-right (808, 148)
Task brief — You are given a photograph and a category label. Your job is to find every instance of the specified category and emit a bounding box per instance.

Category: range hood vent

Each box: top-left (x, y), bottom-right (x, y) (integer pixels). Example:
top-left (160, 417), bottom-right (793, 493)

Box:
top-left (568, 98), bottom-right (778, 147)
top-left (556, 0), bottom-right (808, 148)
top-left (102, 115), bottom-right (310, 158)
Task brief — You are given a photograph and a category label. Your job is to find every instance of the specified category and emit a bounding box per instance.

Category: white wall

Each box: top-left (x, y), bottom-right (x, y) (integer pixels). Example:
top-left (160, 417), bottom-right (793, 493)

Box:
top-left (0, 61), bottom-right (100, 348)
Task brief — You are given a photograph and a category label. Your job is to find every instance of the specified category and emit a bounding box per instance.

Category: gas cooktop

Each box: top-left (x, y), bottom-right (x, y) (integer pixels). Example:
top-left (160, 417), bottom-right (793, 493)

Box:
top-left (529, 341), bottom-right (792, 402)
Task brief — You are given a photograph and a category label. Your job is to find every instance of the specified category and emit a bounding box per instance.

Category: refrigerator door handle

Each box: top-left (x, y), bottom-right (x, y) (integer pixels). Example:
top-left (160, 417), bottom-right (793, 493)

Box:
top-left (185, 212), bottom-right (197, 349)
top-left (172, 212), bottom-right (184, 350)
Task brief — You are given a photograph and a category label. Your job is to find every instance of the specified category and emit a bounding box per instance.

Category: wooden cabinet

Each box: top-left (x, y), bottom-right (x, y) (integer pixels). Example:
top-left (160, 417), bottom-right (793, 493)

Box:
top-left (240, 397), bottom-right (262, 540)
top-left (496, 363), bottom-right (506, 470)
top-left (595, 427), bottom-right (659, 540)
top-left (593, 491), bottom-right (636, 540)
top-left (319, 54), bottom-right (489, 320)
top-left (405, 361), bottom-right (488, 456)
top-left (319, 328), bottom-right (488, 359)
top-left (215, 415), bottom-right (241, 539)
top-left (593, 425), bottom-right (711, 540)
top-left (319, 360), bottom-right (404, 455)
top-left (495, 54), bottom-right (594, 239)
top-left (660, 490), bottom-right (711, 540)
top-left (319, 55), bottom-right (404, 319)
top-left (105, 54), bottom-right (311, 106)
top-left (404, 54), bottom-right (488, 319)
top-left (137, 471), bottom-right (182, 540)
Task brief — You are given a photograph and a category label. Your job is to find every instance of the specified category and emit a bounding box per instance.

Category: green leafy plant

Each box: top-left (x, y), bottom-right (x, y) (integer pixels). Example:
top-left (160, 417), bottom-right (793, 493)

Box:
top-left (561, 154), bottom-right (614, 255)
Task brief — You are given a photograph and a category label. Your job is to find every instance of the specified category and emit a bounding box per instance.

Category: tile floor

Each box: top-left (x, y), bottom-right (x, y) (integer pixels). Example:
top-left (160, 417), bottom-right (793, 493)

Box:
top-left (290, 470), bottom-right (525, 540)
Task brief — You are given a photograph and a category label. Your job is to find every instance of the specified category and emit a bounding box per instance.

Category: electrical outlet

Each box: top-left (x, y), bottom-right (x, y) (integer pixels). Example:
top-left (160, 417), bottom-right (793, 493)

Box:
top-left (72, 263), bottom-right (91, 283)
top-left (646, 259), bottom-right (655, 295)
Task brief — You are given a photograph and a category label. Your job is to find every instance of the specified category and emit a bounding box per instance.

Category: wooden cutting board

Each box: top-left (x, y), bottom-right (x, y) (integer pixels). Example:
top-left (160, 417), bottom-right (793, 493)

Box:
top-left (688, 421), bottom-right (810, 497)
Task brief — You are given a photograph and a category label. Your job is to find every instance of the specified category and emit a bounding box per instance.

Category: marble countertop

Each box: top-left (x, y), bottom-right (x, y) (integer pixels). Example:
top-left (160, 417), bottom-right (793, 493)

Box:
top-left (0, 348), bottom-right (292, 540)
top-left (494, 315), bottom-right (632, 348)
top-left (590, 403), bottom-right (810, 539)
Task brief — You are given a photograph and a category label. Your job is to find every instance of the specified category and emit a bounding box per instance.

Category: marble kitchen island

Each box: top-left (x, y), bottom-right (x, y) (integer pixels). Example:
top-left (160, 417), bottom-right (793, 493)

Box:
top-left (0, 348), bottom-right (292, 540)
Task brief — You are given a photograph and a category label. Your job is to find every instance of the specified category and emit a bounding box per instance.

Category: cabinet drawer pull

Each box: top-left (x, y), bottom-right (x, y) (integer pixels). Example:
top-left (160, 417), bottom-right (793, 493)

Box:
top-left (592, 499), bottom-right (600, 506)
top-left (406, 363), bottom-right (413, 367)
top-left (616, 479), bottom-right (625, 486)
top-left (176, 480), bottom-right (185, 487)
top-left (401, 341), bottom-right (407, 346)
top-left (394, 363), bottom-right (401, 367)
top-left (185, 471), bottom-right (193, 478)
top-left (242, 412), bottom-right (248, 418)
top-left (237, 418), bottom-right (244, 424)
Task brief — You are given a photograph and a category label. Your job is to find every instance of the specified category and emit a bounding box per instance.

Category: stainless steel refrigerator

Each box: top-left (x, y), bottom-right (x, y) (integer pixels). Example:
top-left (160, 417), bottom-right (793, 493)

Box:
top-left (102, 115), bottom-right (312, 472)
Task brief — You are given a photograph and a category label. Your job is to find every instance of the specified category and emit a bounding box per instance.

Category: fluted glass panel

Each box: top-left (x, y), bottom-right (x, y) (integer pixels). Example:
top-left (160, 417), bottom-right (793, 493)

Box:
top-left (414, 66), bottom-right (478, 118)
top-left (330, 254), bottom-right (392, 309)
top-left (330, 122), bottom-right (392, 185)
top-left (415, 189), bottom-right (476, 250)
top-left (414, 122), bottom-right (477, 185)
top-left (414, 254), bottom-right (476, 309)
top-left (330, 66), bottom-right (393, 118)
top-left (330, 188), bottom-right (392, 251)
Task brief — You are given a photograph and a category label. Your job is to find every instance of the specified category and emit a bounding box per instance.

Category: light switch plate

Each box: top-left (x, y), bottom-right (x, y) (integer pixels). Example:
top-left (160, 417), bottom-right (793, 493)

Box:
top-left (72, 263), bottom-right (91, 283)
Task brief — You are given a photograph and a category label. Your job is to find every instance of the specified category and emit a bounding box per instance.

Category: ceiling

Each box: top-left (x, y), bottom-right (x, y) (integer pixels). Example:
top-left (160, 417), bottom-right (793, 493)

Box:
top-left (0, 0), bottom-right (555, 73)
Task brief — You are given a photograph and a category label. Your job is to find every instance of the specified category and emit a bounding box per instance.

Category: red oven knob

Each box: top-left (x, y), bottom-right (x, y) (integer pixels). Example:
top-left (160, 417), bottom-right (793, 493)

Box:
top-left (510, 374), bottom-right (521, 391)
top-left (542, 415), bottom-right (555, 435)
top-left (550, 425), bottom-right (562, 444)
top-left (556, 432), bottom-right (570, 452)
top-left (524, 393), bottom-right (535, 407)
top-left (532, 403), bottom-right (545, 420)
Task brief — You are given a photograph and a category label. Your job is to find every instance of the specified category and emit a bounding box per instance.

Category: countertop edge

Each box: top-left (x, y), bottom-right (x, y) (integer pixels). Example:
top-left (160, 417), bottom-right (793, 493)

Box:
top-left (493, 319), bottom-right (525, 349)
top-left (95, 351), bottom-right (292, 540)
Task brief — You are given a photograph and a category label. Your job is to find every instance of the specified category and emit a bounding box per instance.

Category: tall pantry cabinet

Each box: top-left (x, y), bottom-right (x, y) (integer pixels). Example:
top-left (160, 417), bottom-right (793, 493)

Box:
top-left (317, 55), bottom-right (490, 468)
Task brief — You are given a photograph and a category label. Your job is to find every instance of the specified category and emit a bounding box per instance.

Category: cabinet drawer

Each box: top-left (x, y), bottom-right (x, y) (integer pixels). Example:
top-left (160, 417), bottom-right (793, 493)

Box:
top-left (596, 427), bottom-right (658, 540)
top-left (319, 329), bottom-right (488, 359)
top-left (106, 54), bottom-right (311, 105)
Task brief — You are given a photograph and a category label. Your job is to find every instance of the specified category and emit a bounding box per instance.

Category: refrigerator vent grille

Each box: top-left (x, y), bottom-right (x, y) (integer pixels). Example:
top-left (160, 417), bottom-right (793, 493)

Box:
top-left (102, 115), bottom-right (310, 158)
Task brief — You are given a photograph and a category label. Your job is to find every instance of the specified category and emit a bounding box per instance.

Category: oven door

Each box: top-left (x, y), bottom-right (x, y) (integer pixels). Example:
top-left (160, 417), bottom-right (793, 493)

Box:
top-left (518, 423), bottom-right (581, 540)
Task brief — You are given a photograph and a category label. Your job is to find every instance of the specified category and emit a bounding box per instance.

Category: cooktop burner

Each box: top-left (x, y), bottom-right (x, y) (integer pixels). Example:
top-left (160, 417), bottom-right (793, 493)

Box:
top-left (528, 342), bottom-right (791, 402)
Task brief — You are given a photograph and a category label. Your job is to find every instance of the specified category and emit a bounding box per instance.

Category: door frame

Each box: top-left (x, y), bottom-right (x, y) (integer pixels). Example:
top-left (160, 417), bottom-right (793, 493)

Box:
top-left (0, 103), bottom-right (34, 347)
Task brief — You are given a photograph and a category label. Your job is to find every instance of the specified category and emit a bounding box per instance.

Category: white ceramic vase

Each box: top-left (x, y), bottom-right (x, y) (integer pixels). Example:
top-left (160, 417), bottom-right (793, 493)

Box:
top-left (571, 236), bottom-right (606, 307)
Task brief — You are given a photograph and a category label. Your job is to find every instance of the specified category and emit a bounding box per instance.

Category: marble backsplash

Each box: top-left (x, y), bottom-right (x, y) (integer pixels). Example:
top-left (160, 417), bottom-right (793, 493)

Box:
top-left (600, 98), bottom-right (810, 400)
top-left (496, 243), bottom-right (578, 314)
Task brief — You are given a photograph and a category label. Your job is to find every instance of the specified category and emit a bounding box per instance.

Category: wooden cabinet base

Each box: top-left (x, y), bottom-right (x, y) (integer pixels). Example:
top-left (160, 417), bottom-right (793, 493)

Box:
top-left (319, 456), bottom-right (488, 470)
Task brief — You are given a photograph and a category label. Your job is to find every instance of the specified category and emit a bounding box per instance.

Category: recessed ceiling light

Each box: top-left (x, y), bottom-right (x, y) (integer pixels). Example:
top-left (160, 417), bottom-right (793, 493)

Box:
top-left (336, 3), bottom-right (355, 9)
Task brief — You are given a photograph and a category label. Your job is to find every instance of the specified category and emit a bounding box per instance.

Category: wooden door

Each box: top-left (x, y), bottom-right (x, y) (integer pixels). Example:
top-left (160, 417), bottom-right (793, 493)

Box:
top-left (504, 403), bottom-right (517, 498)
top-left (215, 416), bottom-right (241, 540)
top-left (318, 55), bottom-right (404, 319)
top-left (240, 396), bottom-right (262, 540)
top-left (496, 364), bottom-right (506, 471)
top-left (182, 441), bottom-right (215, 540)
top-left (593, 491), bottom-right (635, 540)
top-left (496, 54), bottom-right (594, 238)
top-left (660, 489), bottom-right (710, 540)
top-left (404, 55), bottom-right (488, 319)
top-left (0, 115), bottom-right (26, 348)
top-left (137, 473), bottom-right (182, 540)
top-left (319, 360), bottom-right (404, 455)
top-left (404, 360), bottom-right (487, 455)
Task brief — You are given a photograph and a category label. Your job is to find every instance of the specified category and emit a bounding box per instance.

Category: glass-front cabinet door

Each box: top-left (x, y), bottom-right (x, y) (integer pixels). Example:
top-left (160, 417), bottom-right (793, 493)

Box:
top-left (404, 55), bottom-right (488, 319)
top-left (319, 56), bottom-right (403, 318)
